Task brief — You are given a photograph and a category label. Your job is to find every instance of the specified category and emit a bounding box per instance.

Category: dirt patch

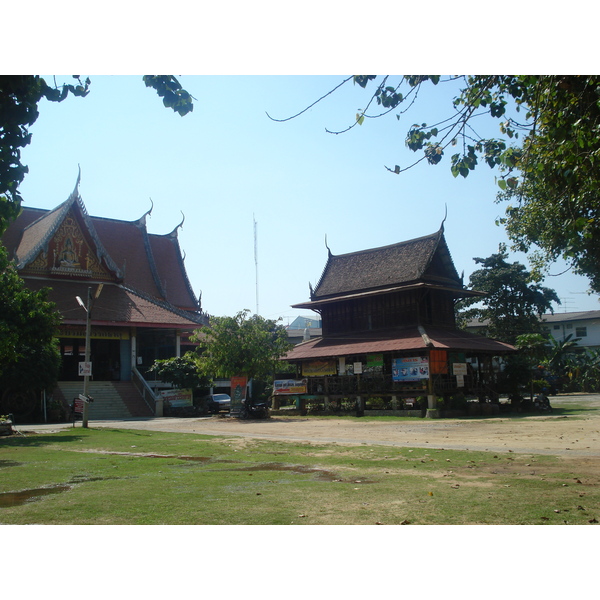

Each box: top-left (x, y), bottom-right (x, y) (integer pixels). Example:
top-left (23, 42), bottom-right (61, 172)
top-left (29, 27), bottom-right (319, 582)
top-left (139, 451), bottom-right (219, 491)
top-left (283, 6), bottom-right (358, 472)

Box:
top-left (18, 394), bottom-right (600, 462)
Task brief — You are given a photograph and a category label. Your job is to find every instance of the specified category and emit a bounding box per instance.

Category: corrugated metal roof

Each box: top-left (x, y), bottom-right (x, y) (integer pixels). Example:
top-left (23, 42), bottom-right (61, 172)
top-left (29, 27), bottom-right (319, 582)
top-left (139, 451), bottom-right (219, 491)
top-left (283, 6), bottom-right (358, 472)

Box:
top-left (541, 310), bottom-right (600, 323)
top-left (284, 327), bottom-right (515, 360)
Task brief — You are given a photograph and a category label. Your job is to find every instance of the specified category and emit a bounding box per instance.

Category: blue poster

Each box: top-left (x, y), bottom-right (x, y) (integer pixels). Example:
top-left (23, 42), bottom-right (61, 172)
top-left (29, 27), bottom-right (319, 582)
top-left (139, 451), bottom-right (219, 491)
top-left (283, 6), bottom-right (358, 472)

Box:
top-left (392, 357), bottom-right (429, 382)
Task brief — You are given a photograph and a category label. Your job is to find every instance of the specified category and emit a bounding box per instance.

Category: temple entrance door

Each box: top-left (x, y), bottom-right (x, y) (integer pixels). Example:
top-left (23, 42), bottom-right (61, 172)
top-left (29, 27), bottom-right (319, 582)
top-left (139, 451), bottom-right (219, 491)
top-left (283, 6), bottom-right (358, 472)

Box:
top-left (93, 339), bottom-right (122, 381)
top-left (59, 338), bottom-right (122, 381)
top-left (59, 338), bottom-right (84, 381)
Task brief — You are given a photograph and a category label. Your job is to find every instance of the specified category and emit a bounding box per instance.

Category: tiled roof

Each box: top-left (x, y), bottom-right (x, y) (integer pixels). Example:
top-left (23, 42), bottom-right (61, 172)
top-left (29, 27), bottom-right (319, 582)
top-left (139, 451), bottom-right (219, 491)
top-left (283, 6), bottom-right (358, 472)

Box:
top-left (312, 228), bottom-right (462, 300)
top-left (25, 279), bottom-right (204, 328)
top-left (284, 326), bottom-right (515, 360)
top-left (2, 181), bottom-right (205, 329)
top-left (12, 186), bottom-right (123, 278)
top-left (14, 200), bottom-right (70, 266)
top-left (3, 188), bottom-right (200, 313)
top-left (91, 216), bottom-right (162, 297)
top-left (149, 231), bottom-right (198, 311)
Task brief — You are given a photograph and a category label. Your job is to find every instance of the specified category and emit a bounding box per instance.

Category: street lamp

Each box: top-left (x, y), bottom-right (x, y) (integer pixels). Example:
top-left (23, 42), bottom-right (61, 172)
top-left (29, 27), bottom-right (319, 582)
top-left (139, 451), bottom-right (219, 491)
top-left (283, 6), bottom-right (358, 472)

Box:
top-left (76, 288), bottom-right (92, 428)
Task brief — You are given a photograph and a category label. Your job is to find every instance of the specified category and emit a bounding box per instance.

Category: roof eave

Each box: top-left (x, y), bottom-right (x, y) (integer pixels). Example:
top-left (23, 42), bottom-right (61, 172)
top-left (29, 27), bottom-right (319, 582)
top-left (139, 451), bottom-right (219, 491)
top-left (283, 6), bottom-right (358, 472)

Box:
top-left (293, 282), bottom-right (485, 310)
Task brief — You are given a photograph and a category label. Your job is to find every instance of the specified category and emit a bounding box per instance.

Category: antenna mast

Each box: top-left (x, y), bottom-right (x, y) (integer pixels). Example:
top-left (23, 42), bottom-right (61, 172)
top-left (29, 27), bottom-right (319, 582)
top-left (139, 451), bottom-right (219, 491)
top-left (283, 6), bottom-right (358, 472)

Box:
top-left (254, 214), bottom-right (259, 315)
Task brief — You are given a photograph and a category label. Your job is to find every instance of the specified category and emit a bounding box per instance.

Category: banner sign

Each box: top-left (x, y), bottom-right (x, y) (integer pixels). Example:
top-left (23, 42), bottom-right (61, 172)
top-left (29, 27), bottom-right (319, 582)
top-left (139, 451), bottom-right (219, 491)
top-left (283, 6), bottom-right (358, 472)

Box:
top-left (392, 357), bottom-right (429, 382)
top-left (230, 376), bottom-right (248, 413)
top-left (160, 388), bottom-right (193, 407)
top-left (364, 353), bottom-right (383, 375)
top-left (367, 354), bottom-right (383, 367)
top-left (302, 360), bottom-right (336, 377)
top-left (58, 326), bottom-right (130, 340)
top-left (273, 379), bottom-right (308, 395)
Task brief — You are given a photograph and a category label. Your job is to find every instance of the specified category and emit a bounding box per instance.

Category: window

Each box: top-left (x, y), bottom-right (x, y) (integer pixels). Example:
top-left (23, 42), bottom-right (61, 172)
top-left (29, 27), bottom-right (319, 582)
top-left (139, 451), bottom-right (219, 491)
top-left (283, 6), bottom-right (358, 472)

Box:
top-left (553, 325), bottom-right (560, 330)
top-left (576, 327), bottom-right (587, 337)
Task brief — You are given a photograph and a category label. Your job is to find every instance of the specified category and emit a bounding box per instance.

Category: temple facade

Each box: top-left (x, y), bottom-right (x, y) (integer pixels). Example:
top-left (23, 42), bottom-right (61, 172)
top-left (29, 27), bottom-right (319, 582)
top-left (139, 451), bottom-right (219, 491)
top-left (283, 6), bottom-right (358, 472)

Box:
top-left (279, 227), bottom-right (516, 415)
top-left (2, 176), bottom-right (207, 418)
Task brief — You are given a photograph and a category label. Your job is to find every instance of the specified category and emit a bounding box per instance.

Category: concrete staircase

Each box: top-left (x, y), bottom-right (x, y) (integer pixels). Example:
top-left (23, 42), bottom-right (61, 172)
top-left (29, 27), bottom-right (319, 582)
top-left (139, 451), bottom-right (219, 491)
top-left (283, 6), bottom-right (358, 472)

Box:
top-left (56, 381), bottom-right (154, 420)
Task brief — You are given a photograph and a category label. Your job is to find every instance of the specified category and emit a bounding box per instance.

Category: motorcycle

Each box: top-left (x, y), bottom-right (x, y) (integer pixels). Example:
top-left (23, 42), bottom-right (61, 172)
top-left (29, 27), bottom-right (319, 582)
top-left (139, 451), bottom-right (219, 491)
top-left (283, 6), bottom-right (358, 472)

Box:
top-left (533, 393), bottom-right (553, 413)
top-left (239, 398), bottom-right (270, 419)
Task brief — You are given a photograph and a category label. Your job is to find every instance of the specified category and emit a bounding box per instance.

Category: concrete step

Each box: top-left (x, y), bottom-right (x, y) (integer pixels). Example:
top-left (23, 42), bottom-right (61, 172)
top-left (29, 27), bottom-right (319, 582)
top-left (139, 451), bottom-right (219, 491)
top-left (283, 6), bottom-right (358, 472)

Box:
top-left (56, 381), bottom-right (154, 420)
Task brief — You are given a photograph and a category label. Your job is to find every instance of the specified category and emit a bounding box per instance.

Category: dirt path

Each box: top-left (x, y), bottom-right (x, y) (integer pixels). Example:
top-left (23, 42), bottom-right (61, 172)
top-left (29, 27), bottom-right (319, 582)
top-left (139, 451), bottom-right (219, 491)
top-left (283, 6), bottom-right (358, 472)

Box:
top-left (23, 393), bottom-right (600, 458)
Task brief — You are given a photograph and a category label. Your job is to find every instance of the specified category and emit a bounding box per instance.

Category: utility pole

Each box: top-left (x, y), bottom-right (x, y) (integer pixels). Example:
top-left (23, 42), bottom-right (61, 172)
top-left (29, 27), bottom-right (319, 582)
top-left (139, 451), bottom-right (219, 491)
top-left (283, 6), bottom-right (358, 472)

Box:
top-left (254, 215), bottom-right (259, 315)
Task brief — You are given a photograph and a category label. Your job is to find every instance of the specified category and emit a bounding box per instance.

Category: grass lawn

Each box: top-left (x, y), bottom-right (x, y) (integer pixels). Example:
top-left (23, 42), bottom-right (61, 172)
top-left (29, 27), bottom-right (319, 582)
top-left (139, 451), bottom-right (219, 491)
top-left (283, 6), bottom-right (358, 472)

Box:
top-left (1, 426), bottom-right (599, 525)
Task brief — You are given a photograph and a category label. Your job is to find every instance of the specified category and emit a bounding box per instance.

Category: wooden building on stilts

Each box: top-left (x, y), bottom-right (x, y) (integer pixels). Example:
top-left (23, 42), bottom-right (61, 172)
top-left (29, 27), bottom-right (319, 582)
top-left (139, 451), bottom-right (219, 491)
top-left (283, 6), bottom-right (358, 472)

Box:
top-left (279, 226), bottom-right (516, 417)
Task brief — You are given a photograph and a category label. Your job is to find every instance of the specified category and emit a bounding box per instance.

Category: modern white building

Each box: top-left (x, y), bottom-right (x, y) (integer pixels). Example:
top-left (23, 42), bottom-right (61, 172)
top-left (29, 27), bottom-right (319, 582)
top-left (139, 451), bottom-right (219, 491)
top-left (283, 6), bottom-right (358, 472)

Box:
top-left (541, 311), bottom-right (600, 349)
top-left (466, 310), bottom-right (600, 351)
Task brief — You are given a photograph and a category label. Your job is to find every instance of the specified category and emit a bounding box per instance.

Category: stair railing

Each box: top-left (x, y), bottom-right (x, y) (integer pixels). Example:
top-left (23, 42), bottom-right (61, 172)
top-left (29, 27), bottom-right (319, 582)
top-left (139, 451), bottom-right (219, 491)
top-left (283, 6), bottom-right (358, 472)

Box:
top-left (132, 366), bottom-right (159, 415)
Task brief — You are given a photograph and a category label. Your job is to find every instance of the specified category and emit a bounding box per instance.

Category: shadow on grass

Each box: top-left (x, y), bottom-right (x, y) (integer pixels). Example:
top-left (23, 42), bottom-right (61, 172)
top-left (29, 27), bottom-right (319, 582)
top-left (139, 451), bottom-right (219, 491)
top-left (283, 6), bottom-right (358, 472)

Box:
top-left (0, 433), bottom-right (85, 447)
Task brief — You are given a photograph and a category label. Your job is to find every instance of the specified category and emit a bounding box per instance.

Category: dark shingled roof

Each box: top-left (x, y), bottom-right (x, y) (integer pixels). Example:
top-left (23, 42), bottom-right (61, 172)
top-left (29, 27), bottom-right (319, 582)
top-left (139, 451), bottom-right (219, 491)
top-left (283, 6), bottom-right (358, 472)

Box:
top-left (311, 228), bottom-right (461, 300)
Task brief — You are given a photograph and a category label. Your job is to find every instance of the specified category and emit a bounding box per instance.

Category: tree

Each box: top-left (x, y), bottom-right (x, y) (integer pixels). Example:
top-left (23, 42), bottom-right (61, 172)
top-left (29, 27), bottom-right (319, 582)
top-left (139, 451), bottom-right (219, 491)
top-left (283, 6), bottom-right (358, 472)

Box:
top-left (191, 310), bottom-right (292, 386)
top-left (456, 244), bottom-right (560, 345)
top-left (274, 75), bottom-right (600, 292)
top-left (0, 75), bottom-right (193, 234)
top-left (147, 353), bottom-right (209, 390)
top-left (544, 333), bottom-right (581, 374)
top-left (0, 245), bottom-right (61, 417)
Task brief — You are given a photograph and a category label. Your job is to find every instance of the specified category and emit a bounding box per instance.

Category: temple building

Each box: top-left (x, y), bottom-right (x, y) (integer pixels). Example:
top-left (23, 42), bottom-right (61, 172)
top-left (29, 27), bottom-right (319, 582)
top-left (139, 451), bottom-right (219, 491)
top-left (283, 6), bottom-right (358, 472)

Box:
top-left (2, 176), bottom-right (207, 419)
top-left (280, 226), bottom-right (516, 415)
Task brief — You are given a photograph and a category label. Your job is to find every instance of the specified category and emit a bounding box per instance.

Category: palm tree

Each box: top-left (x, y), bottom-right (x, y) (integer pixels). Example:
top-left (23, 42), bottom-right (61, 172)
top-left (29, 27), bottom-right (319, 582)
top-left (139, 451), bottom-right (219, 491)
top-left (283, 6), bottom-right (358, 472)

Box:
top-left (545, 334), bottom-right (581, 374)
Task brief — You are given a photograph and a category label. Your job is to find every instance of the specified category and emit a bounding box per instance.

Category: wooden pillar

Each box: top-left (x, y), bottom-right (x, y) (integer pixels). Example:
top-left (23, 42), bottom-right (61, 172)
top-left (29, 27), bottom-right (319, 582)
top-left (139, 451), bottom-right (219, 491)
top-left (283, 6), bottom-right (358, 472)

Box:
top-left (426, 350), bottom-right (439, 418)
top-left (356, 396), bottom-right (364, 417)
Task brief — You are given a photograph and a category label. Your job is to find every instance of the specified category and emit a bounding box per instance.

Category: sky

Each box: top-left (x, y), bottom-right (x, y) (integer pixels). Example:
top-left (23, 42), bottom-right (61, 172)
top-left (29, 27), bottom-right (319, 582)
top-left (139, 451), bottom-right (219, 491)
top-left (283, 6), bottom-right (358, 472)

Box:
top-left (16, 74), bottom-right (600, 324)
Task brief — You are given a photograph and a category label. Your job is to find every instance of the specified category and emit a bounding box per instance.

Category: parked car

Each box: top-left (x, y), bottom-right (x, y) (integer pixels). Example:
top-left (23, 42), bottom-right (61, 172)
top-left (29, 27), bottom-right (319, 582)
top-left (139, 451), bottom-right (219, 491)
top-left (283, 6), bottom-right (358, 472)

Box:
top-left (207, 393), bottom-right (231, 413)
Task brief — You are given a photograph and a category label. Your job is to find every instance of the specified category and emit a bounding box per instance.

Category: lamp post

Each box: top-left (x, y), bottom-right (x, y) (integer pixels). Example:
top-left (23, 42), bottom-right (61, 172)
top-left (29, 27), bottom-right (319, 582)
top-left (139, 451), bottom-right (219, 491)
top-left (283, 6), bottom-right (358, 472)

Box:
top-left (76, 287), bottom-right (92, 428)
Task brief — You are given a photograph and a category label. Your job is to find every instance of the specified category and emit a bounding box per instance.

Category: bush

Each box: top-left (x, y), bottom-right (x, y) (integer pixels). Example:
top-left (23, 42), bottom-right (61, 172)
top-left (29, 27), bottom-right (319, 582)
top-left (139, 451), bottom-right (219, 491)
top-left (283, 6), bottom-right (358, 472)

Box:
top-left (531, 379), bottom-right (548, 393)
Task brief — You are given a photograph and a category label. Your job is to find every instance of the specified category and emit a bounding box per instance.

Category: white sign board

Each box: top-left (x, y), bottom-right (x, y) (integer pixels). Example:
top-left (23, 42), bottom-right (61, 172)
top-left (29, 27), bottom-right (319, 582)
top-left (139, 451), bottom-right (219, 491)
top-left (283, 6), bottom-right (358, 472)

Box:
top-left (78, 362), bottom-right (92, 377)
top-left (456, 375), bottom-right (465, 388)
top-left (353, 362), bottom-right (363, 374)
top-left (453, 363), bottom-right (468, 376)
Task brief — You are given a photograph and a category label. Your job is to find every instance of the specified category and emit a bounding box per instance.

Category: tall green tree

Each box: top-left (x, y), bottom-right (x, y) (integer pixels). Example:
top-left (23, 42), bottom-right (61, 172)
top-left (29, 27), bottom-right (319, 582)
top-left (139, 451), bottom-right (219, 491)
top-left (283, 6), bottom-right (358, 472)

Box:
top-left (0, 245), bottom-right (61, 416)
top-left (0, 75), bottom-right (193, 234)
top-left (191, 310), bottom-right (292, 385)
top-left (276, 75), bottom-right (600, 292)
top-left (456, 245), bottom-right (560, 344)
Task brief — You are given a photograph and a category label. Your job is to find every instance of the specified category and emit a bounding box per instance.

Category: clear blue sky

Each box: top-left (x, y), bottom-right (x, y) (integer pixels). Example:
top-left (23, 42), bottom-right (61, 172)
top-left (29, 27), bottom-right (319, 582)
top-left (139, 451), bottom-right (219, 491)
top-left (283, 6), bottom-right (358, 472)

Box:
top-left (17, 75), bottom-right (599, 321)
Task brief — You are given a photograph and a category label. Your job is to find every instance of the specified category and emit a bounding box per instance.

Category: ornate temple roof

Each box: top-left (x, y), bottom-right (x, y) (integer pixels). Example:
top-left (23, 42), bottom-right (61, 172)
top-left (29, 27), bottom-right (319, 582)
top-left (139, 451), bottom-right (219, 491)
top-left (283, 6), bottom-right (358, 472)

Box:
top-left (2, 177), bottom-right (206, 328)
